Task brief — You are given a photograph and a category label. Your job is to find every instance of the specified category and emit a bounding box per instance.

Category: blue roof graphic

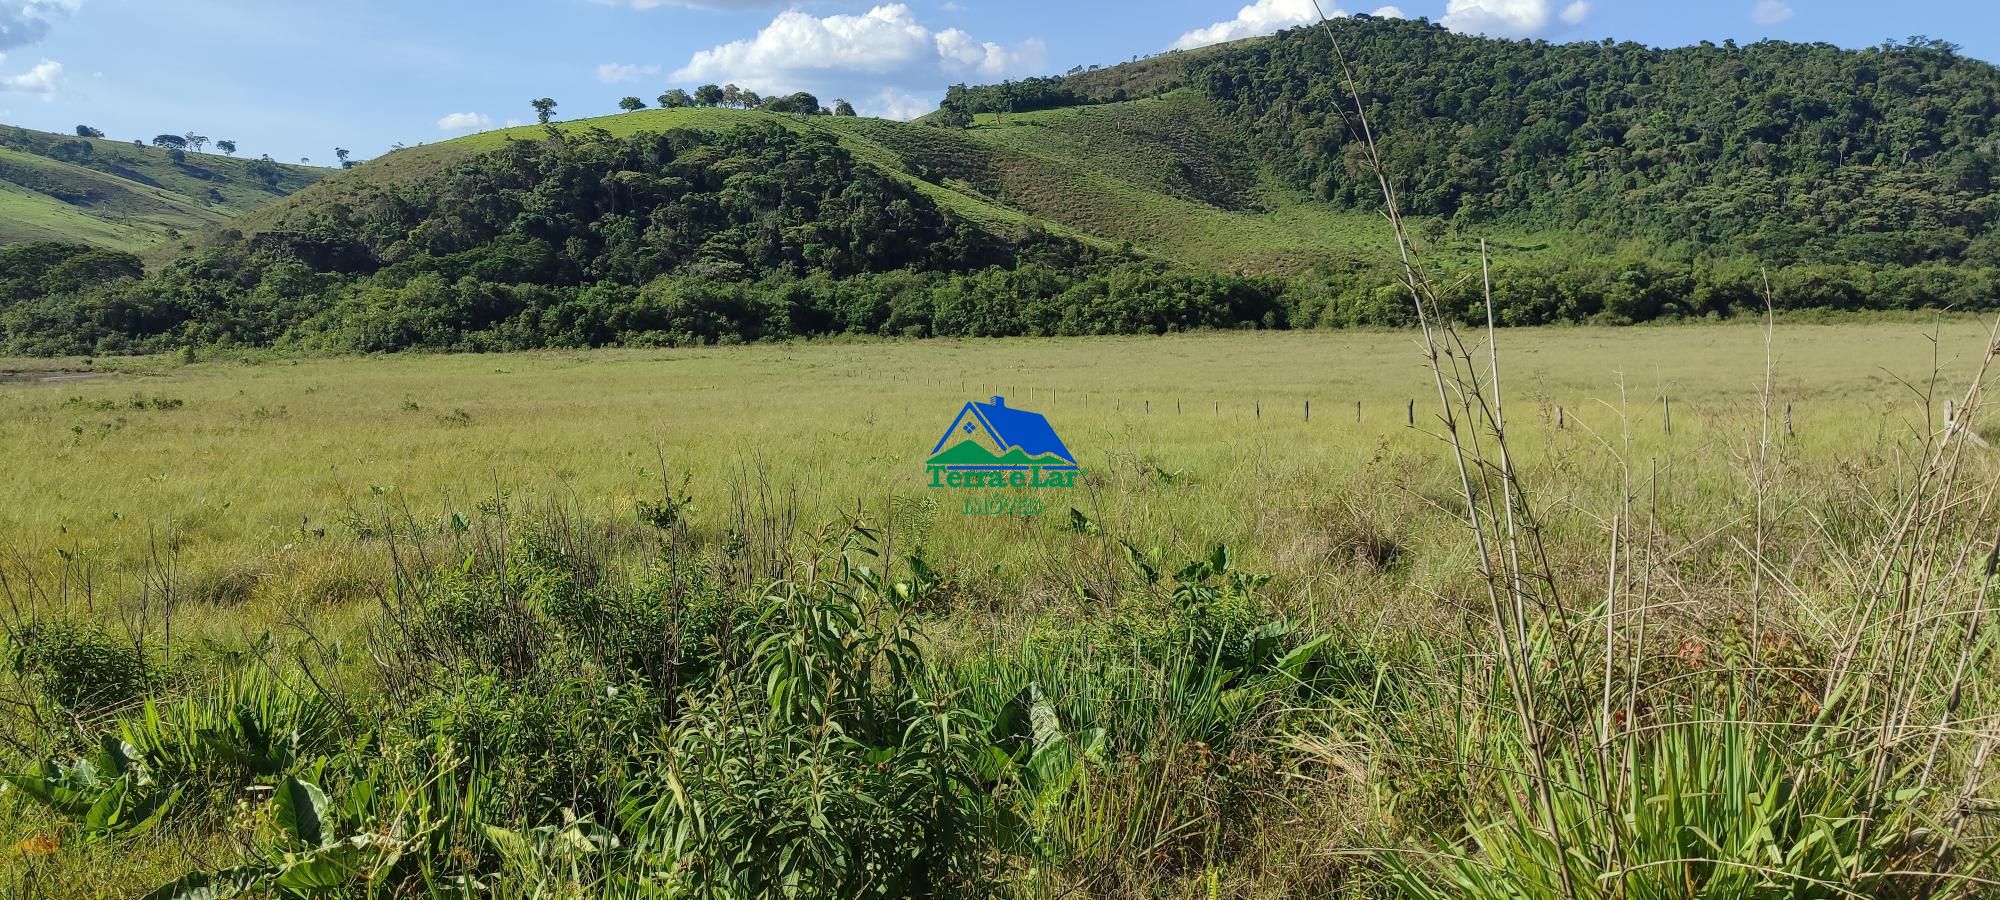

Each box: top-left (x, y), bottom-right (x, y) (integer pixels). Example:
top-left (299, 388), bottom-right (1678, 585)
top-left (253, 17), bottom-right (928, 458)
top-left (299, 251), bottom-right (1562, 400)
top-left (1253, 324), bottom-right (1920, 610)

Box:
top-left (930, 396), bottom-right (1076, 465)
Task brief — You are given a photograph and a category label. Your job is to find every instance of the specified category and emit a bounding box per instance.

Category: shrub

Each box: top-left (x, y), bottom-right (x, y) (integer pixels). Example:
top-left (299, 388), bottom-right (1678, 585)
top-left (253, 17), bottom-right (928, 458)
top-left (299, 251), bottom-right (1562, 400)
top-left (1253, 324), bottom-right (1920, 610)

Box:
top-left (8, 620), bottom-right (155, 712)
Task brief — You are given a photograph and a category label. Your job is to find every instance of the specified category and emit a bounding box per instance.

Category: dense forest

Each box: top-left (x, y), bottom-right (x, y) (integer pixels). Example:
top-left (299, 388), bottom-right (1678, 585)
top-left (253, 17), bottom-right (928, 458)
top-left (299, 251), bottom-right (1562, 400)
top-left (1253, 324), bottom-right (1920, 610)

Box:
top-left (3, 17), bottom-right (1999, 354)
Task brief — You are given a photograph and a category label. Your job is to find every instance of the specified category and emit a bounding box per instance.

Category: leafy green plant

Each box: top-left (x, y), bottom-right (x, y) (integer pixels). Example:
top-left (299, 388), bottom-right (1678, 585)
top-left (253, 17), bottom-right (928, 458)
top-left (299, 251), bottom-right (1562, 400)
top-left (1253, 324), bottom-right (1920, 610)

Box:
top-left (120, 666), bottom-right (348, 783)
top-left (2, 735), bottom-right (181, 842)
top-left (142, 775), bottom-right (417, 899)
top-left (621, 525), bottom-right (990, 898)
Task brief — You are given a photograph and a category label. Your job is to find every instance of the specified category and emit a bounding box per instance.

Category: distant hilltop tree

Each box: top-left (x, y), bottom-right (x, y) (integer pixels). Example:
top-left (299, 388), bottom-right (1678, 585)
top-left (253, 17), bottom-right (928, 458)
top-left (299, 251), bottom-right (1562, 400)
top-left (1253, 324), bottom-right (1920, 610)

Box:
top-left (216, 139), bottom-right (237, 156)
top-left (152, 134), bottom-right (187, 149)
top-left (619, 96), bottom-right (646, 112)
top-left (763, 92), bottom-right (822, 116)
top-left (184, 133), bottom-right (209, 153)
top-left (833, 98), bottom-right (857, 117)
top-left (741, 89), bottom-right (762, 108)
top-left (74, 125), bottom-right (103, 138)
top-left (694, 84), bottom-right (723, 107)
top-left (658, 88), bottom-right (692, 109)
top-left (531, 97), bottom-right (558, 125)
top-left (721, 83), bottom-right (741, 108)
top-left (335, 147), bottom-right (351, 169)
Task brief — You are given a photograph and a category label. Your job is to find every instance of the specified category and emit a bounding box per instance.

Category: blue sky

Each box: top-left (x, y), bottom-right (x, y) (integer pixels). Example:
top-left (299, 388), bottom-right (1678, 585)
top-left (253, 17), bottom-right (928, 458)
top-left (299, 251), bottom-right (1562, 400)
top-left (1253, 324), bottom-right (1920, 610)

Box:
top-left (0, 0), bottom-right (1995, 166)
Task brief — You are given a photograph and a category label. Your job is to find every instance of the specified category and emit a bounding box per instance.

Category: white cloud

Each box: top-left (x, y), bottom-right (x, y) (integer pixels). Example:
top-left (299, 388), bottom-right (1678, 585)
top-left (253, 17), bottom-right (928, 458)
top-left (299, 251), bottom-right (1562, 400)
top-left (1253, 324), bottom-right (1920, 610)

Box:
top-left (1370, 6), bottom-right (1407, 18)
top-left (1, 58), bottom-right (60, 95)
top-left (674, 4), bottom-right (1040, 95)
top-left (1751, 0), bottom-right (1793, 25)
top-left (0, 0), bottom-right (79, 52)
top-left (935, 29), bottom-right (1046, 78)
top-left (1171, 0), bottom-right (1338, 51)
top-left (597, 62), bottom-right (661, 84)
top-left (1441, 0), bottom-right (1588, 37)
top-left (867, 88), bottom-right (933, 121)
top-left (436, 111), bottom-right (492, 132)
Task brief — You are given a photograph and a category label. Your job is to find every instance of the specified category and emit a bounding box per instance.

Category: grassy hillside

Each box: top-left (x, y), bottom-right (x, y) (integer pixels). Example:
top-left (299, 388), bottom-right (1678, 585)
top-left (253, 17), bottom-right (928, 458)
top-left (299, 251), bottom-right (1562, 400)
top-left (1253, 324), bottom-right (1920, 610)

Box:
top-left (233, 95), bottom-right (1516, 275)
top-left (0, 124), bottom-right (322, 253)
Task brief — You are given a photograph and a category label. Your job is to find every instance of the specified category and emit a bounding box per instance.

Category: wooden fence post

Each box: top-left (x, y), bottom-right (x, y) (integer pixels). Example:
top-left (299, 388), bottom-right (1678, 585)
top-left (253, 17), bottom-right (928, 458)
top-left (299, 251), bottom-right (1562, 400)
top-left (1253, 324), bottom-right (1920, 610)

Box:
top-left (1784, 402), bottom-right (1793, 438)
top-left (1664, 399), bottom-right (1674, 436)
top-left (1558, 406), bottom-right (1566, 430)
top-left (1407, 399), bottom-right (1415, 427)
top-left (1305, 400), bottom-right (1311, 423)
top-left (1255, 401), bottom-right (1261, 420)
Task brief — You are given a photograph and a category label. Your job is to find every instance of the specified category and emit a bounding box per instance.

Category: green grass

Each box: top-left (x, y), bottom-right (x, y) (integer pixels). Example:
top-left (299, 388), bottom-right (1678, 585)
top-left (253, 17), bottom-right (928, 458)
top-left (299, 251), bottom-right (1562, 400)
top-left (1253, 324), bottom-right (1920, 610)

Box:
top-left (3, 320), bottom-right (1999, 896)
top-left (0, 125), bottom-right (321, 254)
top-left (0, 319), bottom-right (1987, 615)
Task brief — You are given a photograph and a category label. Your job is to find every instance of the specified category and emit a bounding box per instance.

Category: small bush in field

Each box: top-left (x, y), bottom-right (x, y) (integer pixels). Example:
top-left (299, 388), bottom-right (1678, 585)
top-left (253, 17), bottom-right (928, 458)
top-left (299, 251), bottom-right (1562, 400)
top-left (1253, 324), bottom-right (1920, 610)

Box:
top-left (8, 620), bottom-right (155, 712)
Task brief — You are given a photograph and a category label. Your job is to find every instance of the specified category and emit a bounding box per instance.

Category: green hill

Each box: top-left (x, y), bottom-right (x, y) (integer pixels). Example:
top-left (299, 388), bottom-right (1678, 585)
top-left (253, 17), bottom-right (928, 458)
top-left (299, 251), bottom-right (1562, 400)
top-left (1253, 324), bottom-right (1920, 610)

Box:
top-left (6, 16), bottom-right (2000, 355)
top-left (0, 124), bottom-right (323, 254)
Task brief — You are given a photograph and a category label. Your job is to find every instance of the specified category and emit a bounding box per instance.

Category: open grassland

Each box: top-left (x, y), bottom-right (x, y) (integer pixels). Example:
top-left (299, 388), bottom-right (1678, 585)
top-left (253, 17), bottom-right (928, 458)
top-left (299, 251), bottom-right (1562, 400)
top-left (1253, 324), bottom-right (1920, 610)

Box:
top-left (2, 321), bottom-right (1998, 897)
top-left (1, 321), bottom-right (1982, 604)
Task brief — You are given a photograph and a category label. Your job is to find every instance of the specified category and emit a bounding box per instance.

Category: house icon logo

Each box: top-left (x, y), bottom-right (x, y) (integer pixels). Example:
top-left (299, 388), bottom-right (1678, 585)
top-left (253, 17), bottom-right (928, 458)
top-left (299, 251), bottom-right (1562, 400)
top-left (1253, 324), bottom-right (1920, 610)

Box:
top-left (926, 396), bottom-right (1080, 491)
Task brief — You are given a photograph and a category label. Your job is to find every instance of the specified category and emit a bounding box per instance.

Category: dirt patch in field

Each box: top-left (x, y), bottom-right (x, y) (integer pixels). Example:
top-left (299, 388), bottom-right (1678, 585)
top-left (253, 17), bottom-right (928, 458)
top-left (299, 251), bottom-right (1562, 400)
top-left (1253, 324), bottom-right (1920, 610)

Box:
top-left (0, 369), bottom-right (115, 385)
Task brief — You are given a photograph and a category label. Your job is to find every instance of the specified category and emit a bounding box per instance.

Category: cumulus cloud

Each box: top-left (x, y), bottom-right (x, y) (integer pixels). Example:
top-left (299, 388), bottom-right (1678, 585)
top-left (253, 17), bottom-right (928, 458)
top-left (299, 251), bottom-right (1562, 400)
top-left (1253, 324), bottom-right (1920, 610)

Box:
top-left (1, 58), bottom-right (60, 95)
top-left (597, 62), bottom-right (661, 84)
top-left (436, 111), bottom-right (492, 132)
top-left (0, 0), bottom-right (77, 52)
top-left (1172, 0), bottom-right (1333, 51)
top-left (935, 29), bottom-right (1046, 78)
top-left (1751, 0), bottom-right (1793, 25)
top-left (673, 4), bottom-right (1041, 94)
top-left (1441, 0), bottom-right (1589, 37)
top-left (867, 88), bottom-right (933, 121)
top-left (1170, 1), bottom-right (1406, 51)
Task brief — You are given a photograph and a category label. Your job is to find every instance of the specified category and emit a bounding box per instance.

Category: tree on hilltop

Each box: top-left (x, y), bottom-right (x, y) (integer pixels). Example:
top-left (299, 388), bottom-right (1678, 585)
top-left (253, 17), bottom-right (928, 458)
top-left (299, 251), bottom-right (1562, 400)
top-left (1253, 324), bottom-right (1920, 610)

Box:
top-left (833, 98), bottom-right (857, 117)
top-left (531, 98), bottom-right (559, 125)
top-left (619, 96), bottom-right (646, 112)
top-left (694, 84), bottom-right (723, 107)
top-left (216, 139), bottom-right (237, 156)
top-left (658, 88), bottom-right (691, 109)
top-left (74, 125), bottom-right (103, 138)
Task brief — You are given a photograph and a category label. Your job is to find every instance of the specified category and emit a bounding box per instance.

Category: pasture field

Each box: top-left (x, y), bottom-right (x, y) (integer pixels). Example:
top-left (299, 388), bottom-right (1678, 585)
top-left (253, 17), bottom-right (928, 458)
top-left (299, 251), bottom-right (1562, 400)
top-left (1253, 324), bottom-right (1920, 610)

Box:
top-left (2, 320), bottom-right (1999, 897)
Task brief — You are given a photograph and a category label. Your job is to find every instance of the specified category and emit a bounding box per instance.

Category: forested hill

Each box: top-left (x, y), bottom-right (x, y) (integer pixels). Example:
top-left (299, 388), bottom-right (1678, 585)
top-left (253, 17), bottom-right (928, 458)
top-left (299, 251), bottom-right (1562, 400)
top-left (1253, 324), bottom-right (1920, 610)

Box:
top-left (5, 18), bottom-right (2000, 355)
top-left (946, 17), bottom-right (2000, 268)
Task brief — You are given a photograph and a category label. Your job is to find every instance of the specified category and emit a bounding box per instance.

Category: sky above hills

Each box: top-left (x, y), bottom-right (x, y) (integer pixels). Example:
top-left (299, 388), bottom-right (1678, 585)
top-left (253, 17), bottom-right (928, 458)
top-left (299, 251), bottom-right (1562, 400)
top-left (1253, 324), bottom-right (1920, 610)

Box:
top-left (0, 0), bottom-right (1995, 167)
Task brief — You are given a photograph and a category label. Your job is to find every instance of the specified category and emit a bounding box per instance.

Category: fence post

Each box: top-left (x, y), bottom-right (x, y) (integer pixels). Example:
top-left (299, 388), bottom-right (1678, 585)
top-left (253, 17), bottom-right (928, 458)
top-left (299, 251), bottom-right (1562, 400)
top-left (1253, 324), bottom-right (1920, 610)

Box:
top-left (1407, 399), bottom-right (1415, 427)
top-left (1145, 400), bottom-right (1150, 416)
top-left (1255, 401), bottom-right (1261, 420)
top-left (1305, 400), bottom-right (1311, 423)
top-left (1558, 406), bottom-right (1566, 430)
top-left (1665, 399), bottom-right (1673, 436)
top-left (1784, 402), bottom-right (1793, 438)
